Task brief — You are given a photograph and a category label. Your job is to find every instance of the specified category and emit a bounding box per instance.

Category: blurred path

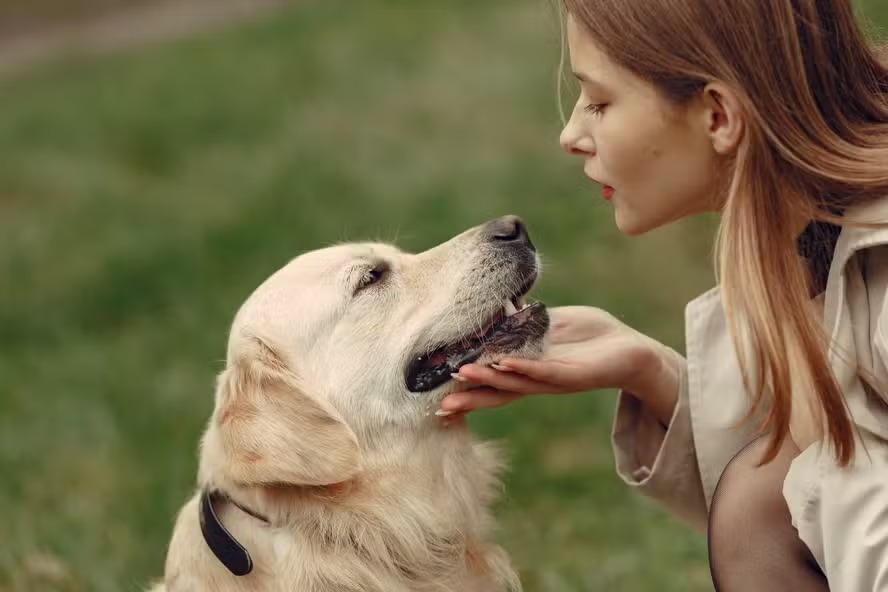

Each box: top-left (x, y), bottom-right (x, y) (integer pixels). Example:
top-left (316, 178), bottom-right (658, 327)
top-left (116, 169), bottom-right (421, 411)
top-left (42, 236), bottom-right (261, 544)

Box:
top-left (0, 0), bottom-right (291, 79)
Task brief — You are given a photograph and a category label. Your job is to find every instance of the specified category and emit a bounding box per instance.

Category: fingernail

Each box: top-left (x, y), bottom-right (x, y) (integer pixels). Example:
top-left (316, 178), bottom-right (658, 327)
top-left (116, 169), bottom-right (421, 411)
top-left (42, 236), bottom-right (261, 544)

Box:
top-left (435, 409), bottom-right (455, 417)
top-left (491, 363), bottom-right (512, 372)
top-left (450, 373), bottom-right (468, 382)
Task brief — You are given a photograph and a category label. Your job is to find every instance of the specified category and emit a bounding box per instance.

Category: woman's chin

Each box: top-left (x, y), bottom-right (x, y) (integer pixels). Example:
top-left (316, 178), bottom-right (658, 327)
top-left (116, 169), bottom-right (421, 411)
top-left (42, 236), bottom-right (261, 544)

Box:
top-left (613, 203), bottom-right (670, 237)
top-left (614, 209), bottom-right (648, 237)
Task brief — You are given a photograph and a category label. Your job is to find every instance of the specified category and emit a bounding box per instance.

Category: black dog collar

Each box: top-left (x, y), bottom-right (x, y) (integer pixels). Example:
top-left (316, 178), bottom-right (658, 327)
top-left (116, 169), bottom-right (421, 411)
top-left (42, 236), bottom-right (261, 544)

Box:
top-left (199, 489), bottom-right (270, 576)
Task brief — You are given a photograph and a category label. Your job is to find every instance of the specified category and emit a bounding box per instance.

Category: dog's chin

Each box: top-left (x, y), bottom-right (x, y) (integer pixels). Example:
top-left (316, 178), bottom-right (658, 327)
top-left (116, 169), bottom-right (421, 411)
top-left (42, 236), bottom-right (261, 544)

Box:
top-left (404, 302), bottom-right (550, 394)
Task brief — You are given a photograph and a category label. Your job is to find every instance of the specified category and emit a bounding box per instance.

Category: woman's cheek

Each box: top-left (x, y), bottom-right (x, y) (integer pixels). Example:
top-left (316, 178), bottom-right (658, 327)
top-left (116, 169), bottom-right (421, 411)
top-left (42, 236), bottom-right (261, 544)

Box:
top-left (602, 131), bottom-right (640, 181)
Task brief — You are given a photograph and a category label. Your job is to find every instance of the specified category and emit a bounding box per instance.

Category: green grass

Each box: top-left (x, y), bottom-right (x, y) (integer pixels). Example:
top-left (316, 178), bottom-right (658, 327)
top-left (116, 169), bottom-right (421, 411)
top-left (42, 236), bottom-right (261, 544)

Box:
top-left (0, 0), bottom-right (160, 37)
top-left (1, 1), bottom-right (886, 591)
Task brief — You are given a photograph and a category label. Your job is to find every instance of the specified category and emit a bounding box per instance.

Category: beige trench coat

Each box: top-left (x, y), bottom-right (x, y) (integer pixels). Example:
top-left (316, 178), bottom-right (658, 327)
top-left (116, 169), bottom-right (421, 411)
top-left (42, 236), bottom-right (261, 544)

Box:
top-left (612, 200), bottom-right (888, 590)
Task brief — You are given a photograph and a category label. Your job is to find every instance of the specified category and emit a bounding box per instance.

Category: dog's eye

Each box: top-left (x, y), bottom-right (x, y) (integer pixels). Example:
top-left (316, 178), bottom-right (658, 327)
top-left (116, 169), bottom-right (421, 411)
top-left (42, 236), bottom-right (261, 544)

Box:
top-left (356, 264), bottom-right (387, 292)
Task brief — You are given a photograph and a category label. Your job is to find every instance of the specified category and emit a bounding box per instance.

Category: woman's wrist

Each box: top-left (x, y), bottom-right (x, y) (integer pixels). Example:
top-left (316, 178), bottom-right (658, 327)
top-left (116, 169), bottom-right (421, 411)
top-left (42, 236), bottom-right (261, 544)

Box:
top-left (627, 343), bottom-right (682, 428)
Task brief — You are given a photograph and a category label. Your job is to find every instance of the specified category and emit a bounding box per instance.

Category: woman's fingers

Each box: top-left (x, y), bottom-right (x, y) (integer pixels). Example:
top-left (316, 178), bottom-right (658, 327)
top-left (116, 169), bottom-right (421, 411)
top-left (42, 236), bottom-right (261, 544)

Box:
top-left (455, 363), bottom-right (564, 395)
top-left (438, 410), bottom-right (468, 428)
top-left (440, 388), bottom-right (527, 413)
top-left (490, 357), bottom-right (576, 386)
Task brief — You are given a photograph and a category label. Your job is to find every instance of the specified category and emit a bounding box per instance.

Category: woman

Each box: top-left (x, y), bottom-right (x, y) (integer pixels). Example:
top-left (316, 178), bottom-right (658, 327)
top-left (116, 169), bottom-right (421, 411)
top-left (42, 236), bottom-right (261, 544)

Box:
top-left (439, 1), bottom-right (888, 589)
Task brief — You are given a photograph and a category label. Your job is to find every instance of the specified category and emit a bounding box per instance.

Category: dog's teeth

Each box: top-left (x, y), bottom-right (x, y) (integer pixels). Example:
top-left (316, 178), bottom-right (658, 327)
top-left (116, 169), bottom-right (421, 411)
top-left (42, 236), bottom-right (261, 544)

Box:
top-left (503, 298), bottom-right (518, 317)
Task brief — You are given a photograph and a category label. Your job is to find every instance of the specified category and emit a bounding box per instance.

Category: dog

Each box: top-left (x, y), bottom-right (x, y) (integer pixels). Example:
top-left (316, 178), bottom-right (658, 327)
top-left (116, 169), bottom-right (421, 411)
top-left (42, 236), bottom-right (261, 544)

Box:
top-left (149, 215), bottom-right (550, 592)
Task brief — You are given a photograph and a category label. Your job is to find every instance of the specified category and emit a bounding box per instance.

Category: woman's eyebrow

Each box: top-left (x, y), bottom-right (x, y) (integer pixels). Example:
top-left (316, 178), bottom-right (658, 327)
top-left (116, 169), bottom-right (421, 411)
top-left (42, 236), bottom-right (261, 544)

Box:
top-left (572, 71), bottom-right (608, 92)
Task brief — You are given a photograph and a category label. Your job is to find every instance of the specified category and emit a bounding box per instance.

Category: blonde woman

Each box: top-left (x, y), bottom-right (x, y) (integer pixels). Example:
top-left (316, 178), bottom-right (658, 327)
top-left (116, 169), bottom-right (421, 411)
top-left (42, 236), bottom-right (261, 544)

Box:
top-left (441, 0), bottom-right (888, 589)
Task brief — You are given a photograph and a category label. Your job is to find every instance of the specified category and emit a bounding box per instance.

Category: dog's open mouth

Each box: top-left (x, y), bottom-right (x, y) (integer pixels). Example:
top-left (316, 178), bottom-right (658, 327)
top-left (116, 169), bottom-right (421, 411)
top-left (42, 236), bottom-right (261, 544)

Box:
top-left (405, 289), bottom-right (549, 393)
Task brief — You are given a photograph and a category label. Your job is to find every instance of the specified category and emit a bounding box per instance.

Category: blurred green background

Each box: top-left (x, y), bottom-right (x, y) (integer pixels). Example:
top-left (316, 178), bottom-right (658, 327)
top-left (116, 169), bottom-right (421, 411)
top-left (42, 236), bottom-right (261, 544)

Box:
top-left (1, 1), bottom-right (885, 590)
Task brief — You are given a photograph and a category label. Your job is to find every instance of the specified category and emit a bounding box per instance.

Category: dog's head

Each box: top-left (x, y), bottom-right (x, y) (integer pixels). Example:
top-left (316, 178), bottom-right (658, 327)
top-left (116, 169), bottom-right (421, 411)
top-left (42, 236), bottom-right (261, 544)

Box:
top-left (201, 216), bottom-right (549, 488)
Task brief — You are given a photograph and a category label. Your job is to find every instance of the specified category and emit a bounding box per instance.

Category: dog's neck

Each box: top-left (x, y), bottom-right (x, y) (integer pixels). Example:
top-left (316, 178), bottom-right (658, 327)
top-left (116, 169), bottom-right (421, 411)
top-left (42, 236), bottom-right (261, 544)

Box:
top-left (251, 424), bottom-right (503, 528)
top-left (202, 425), bottom-right (518, 590)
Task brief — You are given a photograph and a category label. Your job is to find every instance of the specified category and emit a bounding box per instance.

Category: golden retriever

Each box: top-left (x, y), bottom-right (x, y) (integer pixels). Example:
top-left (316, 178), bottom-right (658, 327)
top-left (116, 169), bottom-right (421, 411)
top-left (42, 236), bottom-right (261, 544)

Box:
top-left (149, 215), bottom-right (550, 592)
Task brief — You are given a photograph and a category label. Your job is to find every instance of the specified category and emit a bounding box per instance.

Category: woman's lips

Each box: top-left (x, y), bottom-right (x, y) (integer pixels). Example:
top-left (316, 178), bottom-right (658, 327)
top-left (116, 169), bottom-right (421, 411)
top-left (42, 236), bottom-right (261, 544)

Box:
top-left (584, 169), bottom-right (614, 200)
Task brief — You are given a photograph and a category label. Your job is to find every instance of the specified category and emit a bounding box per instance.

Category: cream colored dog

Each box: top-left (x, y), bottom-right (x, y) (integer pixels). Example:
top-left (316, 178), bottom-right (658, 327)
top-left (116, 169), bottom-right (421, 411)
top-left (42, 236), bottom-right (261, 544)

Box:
top-left (149, 216), bottom-right (550, 592)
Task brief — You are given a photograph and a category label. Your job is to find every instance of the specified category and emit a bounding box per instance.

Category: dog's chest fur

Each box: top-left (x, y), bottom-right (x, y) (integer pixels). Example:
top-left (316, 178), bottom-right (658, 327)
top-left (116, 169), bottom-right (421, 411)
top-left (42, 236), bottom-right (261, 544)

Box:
top-left (251, 435), bottom-right (521, 592)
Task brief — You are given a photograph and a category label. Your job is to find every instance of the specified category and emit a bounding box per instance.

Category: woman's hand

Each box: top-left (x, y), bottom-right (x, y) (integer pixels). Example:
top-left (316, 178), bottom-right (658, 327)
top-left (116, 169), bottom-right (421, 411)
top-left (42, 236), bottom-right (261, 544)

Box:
top-left (439, 306), bottom-right (682, 425)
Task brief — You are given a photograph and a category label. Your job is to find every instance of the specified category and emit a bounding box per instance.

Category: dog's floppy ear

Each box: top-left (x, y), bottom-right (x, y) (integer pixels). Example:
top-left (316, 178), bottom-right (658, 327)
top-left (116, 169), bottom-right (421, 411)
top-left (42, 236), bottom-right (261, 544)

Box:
top-left (207, 336), bottom-right (360, 487)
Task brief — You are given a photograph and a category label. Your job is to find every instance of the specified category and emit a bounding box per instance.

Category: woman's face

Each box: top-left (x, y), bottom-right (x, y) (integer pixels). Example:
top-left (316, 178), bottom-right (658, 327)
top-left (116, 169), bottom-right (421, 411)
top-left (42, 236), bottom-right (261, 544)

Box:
top-left (560, 14), bottom-right (722, 235)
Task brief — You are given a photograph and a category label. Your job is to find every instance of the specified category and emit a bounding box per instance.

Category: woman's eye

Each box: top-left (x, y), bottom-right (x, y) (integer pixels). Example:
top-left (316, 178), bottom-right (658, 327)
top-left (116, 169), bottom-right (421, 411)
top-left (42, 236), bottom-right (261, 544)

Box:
top-left (583, 103), bottom-right (607, 116)
top-left (357, 266), bottom-right (387, 291)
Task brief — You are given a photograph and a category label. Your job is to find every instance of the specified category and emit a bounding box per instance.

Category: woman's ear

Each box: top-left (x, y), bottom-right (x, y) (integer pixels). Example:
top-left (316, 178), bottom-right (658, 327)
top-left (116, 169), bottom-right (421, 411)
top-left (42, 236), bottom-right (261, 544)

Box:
top-left (700, 81), bottom-right (745, 155)
top-left (202, 336), bottom-right (361, 488)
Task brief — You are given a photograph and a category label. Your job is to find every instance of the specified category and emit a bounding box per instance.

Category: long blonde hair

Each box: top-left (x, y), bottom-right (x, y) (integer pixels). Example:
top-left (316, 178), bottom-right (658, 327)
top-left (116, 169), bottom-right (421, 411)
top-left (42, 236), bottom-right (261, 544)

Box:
top-left (563, 0), bottom-right (888, 465)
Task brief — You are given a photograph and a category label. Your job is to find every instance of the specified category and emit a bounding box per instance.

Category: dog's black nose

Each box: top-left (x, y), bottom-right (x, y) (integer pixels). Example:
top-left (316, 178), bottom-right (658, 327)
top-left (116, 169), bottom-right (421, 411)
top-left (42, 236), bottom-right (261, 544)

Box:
top-left (484, 215), bottom-right (533, 250)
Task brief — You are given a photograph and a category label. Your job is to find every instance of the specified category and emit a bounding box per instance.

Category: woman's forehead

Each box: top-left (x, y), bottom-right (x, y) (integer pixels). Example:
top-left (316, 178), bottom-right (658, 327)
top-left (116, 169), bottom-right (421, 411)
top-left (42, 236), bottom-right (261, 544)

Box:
top-left (566, 15), bottom-right (620, 82)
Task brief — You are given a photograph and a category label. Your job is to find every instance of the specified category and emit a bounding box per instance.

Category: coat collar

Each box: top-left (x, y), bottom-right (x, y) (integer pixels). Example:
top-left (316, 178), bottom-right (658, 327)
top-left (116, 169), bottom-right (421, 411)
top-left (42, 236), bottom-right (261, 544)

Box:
top-left (824, 198), bottom-right (888, 343)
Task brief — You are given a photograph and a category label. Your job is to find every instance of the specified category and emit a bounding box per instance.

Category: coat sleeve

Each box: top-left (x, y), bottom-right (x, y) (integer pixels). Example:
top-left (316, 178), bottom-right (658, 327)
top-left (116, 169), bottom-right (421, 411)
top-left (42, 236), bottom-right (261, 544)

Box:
top-left (787, 436), bottom-right (888, 591)
top-left (786, 245), bottom-right (888, 589)
top-left (813, 247), bottom-right (888, 589)
top-left (611, 355), bottom-right (709, 533)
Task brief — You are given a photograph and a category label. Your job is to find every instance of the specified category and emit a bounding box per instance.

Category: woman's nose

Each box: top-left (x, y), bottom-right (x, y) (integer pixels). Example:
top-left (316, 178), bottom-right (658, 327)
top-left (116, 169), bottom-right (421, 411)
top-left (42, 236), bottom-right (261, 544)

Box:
top-left (559, 110), bottom-right (594, 156)
top-left (560, 135), bottom-right (586, 155)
